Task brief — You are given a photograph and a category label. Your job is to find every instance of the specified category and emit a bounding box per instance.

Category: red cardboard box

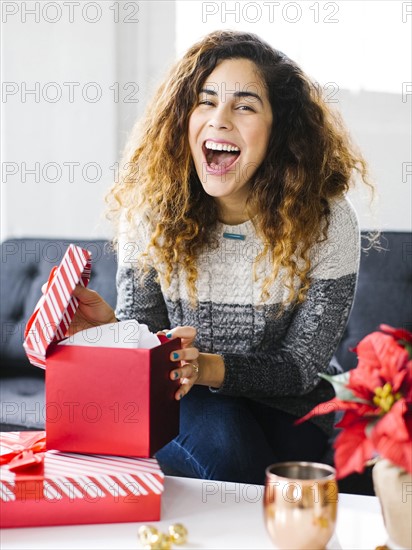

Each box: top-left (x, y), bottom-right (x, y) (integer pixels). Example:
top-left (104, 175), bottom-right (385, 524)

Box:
top-left (23, 244), bottom-right (180, 457)
top-left (0, 431), bottom-right (164, 528)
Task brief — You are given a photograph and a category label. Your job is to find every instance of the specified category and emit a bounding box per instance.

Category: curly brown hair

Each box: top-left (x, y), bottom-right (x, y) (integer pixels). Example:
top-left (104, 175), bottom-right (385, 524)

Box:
top-left (106, 30), bottom-right (372, 309)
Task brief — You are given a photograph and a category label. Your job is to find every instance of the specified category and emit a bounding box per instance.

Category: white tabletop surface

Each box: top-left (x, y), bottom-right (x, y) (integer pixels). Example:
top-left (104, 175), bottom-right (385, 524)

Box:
top-left (1, 476), bottom-right (387, 549)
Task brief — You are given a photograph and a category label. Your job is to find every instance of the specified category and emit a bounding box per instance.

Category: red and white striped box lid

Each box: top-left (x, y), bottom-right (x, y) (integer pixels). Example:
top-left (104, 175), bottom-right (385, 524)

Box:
top-left (23, 244), bottom-right (92, 369)
top-left (0, 432), bottom-right (164, 503)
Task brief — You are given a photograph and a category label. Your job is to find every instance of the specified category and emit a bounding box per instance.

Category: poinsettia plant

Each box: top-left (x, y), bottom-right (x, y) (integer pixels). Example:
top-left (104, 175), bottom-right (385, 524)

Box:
top-left (298, 325), bottom-right (412, 479)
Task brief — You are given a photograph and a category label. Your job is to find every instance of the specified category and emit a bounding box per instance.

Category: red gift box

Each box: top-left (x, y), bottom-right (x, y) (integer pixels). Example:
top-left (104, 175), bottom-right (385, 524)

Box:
top-left (23, 244), bottom-right (180, 457)
top-left (0, 431), bottom-right (164, 528)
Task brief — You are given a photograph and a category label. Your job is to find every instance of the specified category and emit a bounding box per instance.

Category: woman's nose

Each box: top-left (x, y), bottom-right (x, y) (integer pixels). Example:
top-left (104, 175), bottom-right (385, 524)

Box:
top-left (208, 105), bottom-right (233, 130)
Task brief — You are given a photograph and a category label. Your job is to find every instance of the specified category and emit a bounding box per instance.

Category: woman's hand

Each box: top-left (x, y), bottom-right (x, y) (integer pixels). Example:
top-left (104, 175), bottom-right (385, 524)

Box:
top-left (157, 325), bottom-right (199, 400)
top-left (42, 283), bottom-right (117, 336)
top-left (157, 325), bottom-right (225, 400)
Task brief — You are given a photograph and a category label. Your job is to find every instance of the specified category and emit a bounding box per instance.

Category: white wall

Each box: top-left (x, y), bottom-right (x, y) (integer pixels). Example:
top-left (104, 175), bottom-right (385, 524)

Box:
top-left (341, 90), bottom-right (411, 231)
top-left (1, 0), bottom-right (411, 241)
top-left (1, 0), bottom-right (176, 241)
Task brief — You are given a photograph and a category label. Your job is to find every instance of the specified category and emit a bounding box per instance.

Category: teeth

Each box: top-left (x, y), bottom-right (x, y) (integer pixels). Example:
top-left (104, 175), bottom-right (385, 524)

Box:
top-left (205, 140), bottom-right (240, 153)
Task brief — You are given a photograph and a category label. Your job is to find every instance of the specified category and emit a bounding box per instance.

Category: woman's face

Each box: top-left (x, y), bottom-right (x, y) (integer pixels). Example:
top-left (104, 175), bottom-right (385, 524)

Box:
top-left (188, 58), bottom-right (273, 222)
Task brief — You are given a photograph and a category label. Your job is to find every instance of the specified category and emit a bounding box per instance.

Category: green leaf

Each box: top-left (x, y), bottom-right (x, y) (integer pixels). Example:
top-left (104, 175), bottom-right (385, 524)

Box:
top-left (402, 342), bottom-right (412, 359)
top-left (365, 417), bottom-right (380, 438)
top-left (319, 372), bottom-right (351, 397)
top-left (318, 372), bottom-right (369, 403)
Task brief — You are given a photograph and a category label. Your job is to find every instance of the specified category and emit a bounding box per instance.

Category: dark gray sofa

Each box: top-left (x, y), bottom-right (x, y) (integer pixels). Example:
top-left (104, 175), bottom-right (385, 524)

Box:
top-left (1, 234), bottom-right (411, 492)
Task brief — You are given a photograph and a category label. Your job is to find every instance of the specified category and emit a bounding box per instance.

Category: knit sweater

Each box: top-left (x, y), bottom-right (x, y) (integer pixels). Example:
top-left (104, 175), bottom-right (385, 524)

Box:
top-left (115, 197), bottom-right (360, 435)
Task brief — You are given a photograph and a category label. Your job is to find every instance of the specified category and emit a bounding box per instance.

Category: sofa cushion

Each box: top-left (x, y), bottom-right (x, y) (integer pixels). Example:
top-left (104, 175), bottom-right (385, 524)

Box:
top-left (0, 377), bottom-right (45, 429)
top-left (336, 232), bottom-right (412, 371)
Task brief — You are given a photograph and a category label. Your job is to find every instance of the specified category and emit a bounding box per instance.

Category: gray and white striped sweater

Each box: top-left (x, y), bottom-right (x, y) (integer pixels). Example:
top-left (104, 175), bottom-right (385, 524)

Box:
top-left (115, 197), bottom-right (360, 435)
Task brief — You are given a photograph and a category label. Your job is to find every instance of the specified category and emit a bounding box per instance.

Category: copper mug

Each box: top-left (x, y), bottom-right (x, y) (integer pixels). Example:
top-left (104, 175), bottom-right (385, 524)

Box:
top-left (264, 462), bottom-right (338, 550)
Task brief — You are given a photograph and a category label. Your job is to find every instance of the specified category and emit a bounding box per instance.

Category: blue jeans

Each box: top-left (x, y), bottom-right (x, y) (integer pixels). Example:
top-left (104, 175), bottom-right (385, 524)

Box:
top-left (155, 386), bottom-right (329, 485)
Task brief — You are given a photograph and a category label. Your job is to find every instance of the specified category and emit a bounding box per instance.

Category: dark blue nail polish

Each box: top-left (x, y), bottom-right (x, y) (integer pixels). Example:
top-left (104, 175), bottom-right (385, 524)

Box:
top-left (166, 332), bottom-right (172, 338)
top-left (172, 352), bottom-right (179, 360)
top-left (173, 371), bottom-right (179, 380)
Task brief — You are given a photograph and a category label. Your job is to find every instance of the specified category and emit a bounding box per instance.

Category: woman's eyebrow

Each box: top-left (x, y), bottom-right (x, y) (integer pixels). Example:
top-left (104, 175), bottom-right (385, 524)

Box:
top-left (199, 88), bottom-right (263, 106)
top-left (200, 88), bottom-right (218, 97)
top-left (234, 90), bottom-right (263, 105)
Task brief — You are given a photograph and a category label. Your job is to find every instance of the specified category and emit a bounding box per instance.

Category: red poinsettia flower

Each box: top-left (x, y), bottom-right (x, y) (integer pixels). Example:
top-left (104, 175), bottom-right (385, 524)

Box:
top-left (297, 325), bottom-right (412, 479)
top-left (333, 416), bottom-right (375, 479)
top-left (379, 324), bottom-right (412, 345)
top-left (297, 395), bottom-right (374, 426)
top-left (351, 331), bottom-right (410, 398)
top-left (404, 360), bottom-right (412, 402)
top-left (370, 399), bottom-right (412, 474)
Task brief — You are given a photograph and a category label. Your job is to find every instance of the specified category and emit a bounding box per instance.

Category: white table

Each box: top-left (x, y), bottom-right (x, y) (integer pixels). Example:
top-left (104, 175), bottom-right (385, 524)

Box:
top-left (1, 476), bottom-right (387, 549)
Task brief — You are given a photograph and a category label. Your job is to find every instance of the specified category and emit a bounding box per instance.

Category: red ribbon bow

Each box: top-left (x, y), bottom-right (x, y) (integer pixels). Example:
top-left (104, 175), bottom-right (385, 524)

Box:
top-left (0, 432), bottom-right (46, 473)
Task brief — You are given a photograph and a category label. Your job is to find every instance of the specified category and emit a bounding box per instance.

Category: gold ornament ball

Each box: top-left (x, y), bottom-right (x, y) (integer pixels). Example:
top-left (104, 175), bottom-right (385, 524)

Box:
top-left (145, 533), bottom-right (173, 550)
top-left (168, 523), bottom-right (188, 545)
top-left (138, 525), bottom-right (160, 546)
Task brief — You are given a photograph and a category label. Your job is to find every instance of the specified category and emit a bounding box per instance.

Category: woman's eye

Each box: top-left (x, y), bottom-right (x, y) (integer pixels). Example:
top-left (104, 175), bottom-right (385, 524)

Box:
top-left (198, 100), bottom-right (214, 106)
top-left (236, 105), bottom-right (255, 112)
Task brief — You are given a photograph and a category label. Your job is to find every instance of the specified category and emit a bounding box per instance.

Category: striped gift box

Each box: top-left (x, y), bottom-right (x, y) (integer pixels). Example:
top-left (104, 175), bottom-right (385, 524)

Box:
top-left (0, 432), bottom-right (164, 528)
top-left (23, 244), bottom-right (92, 369)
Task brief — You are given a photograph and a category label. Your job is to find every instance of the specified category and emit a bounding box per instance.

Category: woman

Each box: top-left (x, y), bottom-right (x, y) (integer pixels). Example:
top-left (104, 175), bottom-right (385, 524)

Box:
top-left (69, 30), bottom-right (371, 484)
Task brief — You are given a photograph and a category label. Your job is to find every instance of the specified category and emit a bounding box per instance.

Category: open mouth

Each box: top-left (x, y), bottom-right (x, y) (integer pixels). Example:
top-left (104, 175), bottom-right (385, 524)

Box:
top-left (202, 140), bottom-right (241, 172)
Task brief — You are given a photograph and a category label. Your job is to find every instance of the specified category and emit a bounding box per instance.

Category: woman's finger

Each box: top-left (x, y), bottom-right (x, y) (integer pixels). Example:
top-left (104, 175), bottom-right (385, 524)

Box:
top-left (42, 282), bottom-right (102, 305)
top-left (169, 346), bottom-right (198, 364)
top-left (164, 325), bottom-right (197, 346)
top-left (176, 378), bottom-right (196, 400)
top-left (172, 362), bottom-right (199, 400)
top-left (156, 329), bottom-right (170, 336)
top-left (72, 284), bottom-right (104, 304)
top-left (170, 361), bottom-right (199, 382)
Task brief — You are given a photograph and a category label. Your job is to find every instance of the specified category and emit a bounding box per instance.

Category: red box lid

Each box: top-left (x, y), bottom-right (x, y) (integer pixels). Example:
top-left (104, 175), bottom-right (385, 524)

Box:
top-left (23, 244), bottom-right (91, 368)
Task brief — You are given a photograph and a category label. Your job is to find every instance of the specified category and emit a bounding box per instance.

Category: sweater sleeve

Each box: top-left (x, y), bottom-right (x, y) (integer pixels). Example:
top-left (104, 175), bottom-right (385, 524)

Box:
top-left (114, 213), bottom-right (171, 333)
top-left (215, 198), bottom-right (360, 399)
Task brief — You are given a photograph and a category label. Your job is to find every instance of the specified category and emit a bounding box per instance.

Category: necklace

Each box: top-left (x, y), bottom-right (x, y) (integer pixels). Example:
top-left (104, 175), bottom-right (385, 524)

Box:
top-left (223, 232), bottom-right (246, 241)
